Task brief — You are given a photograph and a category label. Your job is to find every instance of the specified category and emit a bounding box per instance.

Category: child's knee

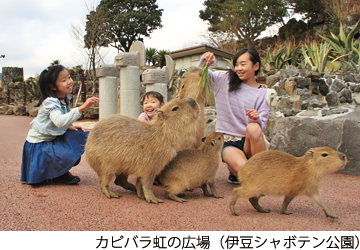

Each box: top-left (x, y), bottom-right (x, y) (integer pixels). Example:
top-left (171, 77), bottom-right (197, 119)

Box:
top-left (246, 123), bottom-right (262, 138)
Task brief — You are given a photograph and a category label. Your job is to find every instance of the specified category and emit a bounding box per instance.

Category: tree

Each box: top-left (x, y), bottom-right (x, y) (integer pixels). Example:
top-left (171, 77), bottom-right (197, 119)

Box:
top-left (83, 4), bottom-right (109, 85)
top-left (199, 0), bottom-right (288, 46)
top-left (146, 47), bottom-right (158, 66)
top-left (285, 0), bottom-right (326, 20)
top-left (155, 50), bottom-right (170, 68)
top-left (71, 0), bottom-right (109, 94)
top-left (97, 0), bottom-right (163, 52)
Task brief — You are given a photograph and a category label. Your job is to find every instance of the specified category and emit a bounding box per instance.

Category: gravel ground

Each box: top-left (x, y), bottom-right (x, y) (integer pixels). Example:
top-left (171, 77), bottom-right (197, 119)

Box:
top-left (1, 115), bottom-right (360, 231)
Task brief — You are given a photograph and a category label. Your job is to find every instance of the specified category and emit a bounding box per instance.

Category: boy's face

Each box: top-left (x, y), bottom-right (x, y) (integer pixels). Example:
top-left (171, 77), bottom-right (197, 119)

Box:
top-left (143, 96), bottom-right (163, 119)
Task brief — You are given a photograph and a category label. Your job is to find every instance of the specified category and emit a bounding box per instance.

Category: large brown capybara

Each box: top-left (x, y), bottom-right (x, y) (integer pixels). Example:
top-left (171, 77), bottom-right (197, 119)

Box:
top-left (176, 68), bottom-right (206, 150)
top-left (230, 147), bottom-right (347, 218)
top-left (159, 132), bottom-right (224, 202)
top-left (85, 98), bottom-right (199, 204)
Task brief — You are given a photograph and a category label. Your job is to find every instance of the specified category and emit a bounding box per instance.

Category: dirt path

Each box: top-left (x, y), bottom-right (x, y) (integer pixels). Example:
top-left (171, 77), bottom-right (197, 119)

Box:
top-left (1, 115), bottom-right (359, 231)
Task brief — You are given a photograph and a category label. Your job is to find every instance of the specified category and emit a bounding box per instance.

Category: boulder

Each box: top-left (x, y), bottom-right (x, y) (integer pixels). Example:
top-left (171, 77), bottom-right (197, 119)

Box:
top-left (269, 111), bottom-right (360, 176)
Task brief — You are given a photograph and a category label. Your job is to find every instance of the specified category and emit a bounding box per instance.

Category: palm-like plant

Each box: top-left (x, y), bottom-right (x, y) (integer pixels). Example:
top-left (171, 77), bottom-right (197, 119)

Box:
top-left (146, 48), bottom-right (157, 66)
top-left (155, 50), bottom-right (170, 68)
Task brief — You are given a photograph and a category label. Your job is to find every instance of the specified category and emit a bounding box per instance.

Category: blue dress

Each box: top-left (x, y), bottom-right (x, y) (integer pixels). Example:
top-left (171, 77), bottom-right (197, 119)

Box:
top-left (21, 130), bottom-right (88, 184)
top-left (21, 96), bottom-right (88, 184)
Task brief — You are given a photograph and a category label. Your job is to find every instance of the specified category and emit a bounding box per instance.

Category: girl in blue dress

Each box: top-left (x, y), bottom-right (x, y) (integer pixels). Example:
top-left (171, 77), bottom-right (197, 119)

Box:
top-left (21, 64), bottom-right (99, 185)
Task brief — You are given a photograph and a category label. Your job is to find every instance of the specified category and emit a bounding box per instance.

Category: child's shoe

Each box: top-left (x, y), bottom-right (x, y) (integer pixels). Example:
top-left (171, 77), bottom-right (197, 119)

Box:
top-left (227, 173), bottom-right (240, 185)
top-left (53, 172), bottom-right (80, 185)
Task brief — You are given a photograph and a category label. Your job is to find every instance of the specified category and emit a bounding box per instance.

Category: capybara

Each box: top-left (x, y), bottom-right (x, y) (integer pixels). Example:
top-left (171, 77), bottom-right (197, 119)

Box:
top-left (230, 147), bottom-right (347, 218)
top-left (159, 132), bottom-right (224, 202)
top-left (85, 98), bottom-right (199, 204)
top-left (176, 68), bottom-right (206, 149)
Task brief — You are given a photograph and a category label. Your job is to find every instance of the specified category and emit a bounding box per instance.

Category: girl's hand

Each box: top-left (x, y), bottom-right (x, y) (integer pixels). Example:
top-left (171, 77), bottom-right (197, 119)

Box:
top-left (68, 125), bottom-right (85, 132)
top-left (203, 52), bottom-right (215, 65)
top-left (78, 97), bottom-right (100, 112)
top-left (246, 109), bottom-right (259, 120)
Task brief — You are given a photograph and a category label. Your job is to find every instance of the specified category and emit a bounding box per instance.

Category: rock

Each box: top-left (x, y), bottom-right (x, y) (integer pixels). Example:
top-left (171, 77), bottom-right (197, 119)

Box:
top-left (4, 105), bottom-right (14, 115)
top-left (339, 89), bottom-right (353, 103)
top-left (29, 107), bottom-right (39, 117)
top-left (296, 110), bottom-right (320, 117)
top-left (353, 93), bottom-right (360, 105)
top-left (321, 109), bottom-right (349, 117)
top-left (285, 79), bottom-right (296, 97)
top-left (330, 79), bottom-right (346, 92)
top-left (281, 66), bottom-right (299, 79)
top-left (266, 74), bottom-right (280, 88)
top-left (277, 97), bottom-right (293, 110)
top-left (25, 100), bottom-right (39, 114)
top-left (269, 111), bottom-right (360, 176)
top-left (264, 110), bottom-right (283, 142)
top-left (309, 95), bottom-right (327, 108)
top-left (82, 107), bottom-right (99, 119)
top-left (293, 95), bottom-right (301, 110)
top-left (282, 109), bottom-right (301, 117)
top-left (295, 77), bottom-right (310, 89)
top-left (318, 79), bottom-right (329, 96)
top-left (13, 104), bottom-right (27, 116)
top-left (273, 84), bottom-right (287, 96)
top-left (326, 92), bottom-right (339, 107)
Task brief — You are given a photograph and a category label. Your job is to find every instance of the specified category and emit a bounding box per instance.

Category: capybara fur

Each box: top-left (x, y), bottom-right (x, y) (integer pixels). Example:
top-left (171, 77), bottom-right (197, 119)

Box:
top-left (176, 68), bottom-right (206, 149)
top-left (159, 132), bottom-right (224, 202)
top-left (230, 147), bottom-right (347, 218)
top-left (85, 98), bottom-right (199, 204)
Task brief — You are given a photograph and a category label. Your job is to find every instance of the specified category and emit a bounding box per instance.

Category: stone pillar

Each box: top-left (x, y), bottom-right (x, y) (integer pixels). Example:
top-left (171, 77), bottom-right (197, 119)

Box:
top-left (142, 55), bottom-right (174, 103)
top-left (96, 64), bottom-right (119, 120)
top-left (115, 41), bottom-right (145, 118)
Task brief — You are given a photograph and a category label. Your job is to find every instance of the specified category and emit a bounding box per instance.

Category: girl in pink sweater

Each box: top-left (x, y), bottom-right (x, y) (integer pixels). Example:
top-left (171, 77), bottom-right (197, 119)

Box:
top-left (198, 48), bottom-right (269, 184)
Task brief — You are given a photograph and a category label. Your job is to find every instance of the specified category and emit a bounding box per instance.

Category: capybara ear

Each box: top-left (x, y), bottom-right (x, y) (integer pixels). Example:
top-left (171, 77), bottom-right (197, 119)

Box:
top-left (306, 149), bottom-right (315, 159)
top-left (211, 139), bottom-right (216, 146)
top-left (156, 108), bottom-right (165, 119)
top-left (201, 137), bottom-right (206, 142)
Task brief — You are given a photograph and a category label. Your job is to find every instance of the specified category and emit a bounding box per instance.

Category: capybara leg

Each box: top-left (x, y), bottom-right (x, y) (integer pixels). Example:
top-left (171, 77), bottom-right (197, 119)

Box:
top-left (167, 191), bottom-right (187, 203)
top-left (307, 187), bottom-right (337, 219)
top-left (281, 196), bottom-right (295, 215)
top-left (230, 188), bottom-right (240, 216)
top-left (249, 196), bottom-right (270, 213)
top-left (142, 178), bottom-right (164, 204)
top-left (136, 178), bottom-right (145, 200)
top-left (201, 183), bottom-right (212, 197)
top-left (114, 174), bottom-right (136, 192)
top-left (208, 181), bottom-right (224, 199)
top-left (98, 174), bottom-right (120, 199)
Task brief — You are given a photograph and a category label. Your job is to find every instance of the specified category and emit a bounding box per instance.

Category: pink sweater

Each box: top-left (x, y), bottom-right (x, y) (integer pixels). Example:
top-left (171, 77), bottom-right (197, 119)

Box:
top-left (198, 57), bottom-right (269, 137)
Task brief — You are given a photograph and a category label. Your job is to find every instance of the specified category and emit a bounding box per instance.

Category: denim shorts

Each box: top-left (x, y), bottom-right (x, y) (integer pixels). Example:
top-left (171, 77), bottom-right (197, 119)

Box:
top-left (221, 138), bottom-right (246, 157)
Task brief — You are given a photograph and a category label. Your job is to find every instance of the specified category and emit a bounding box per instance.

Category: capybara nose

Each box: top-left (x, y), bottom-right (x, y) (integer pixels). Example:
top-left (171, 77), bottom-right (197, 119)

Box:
top-left (338, 152), bottom-right (346, 161)
top-left (184, 98), bottom-right (197, 107)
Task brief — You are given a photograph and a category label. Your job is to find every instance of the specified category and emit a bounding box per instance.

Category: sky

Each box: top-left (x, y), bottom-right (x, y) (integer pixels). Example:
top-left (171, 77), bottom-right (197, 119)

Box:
top-left (0, 0), bottom-right (210, 79)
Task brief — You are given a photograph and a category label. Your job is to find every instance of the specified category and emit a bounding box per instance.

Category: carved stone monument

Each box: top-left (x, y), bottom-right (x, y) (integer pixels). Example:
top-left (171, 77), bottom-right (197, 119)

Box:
top-left (115, 41), bottom-right (146, 118)
top-left (96, 64), bottom-right (119, 120)
top-left (142, 55), bottom-right (174, 103)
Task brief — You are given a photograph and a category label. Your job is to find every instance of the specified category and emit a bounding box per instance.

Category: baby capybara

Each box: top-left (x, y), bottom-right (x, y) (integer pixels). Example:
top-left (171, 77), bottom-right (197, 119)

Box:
top-left (159, 132), bottom-right (224, 202)
top-left (230, 147), bottom-right (347, 218)
top-left (85, 98), bottom-right (199, 204)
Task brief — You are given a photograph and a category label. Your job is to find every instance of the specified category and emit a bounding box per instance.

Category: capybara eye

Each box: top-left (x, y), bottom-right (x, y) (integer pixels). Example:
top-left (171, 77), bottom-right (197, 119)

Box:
top-left (172, 107), bottom-right (179, 111)
top-left (322, 153), bottom-right (329, 157)
top-left (182, 84), bottom-right (185, 89)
